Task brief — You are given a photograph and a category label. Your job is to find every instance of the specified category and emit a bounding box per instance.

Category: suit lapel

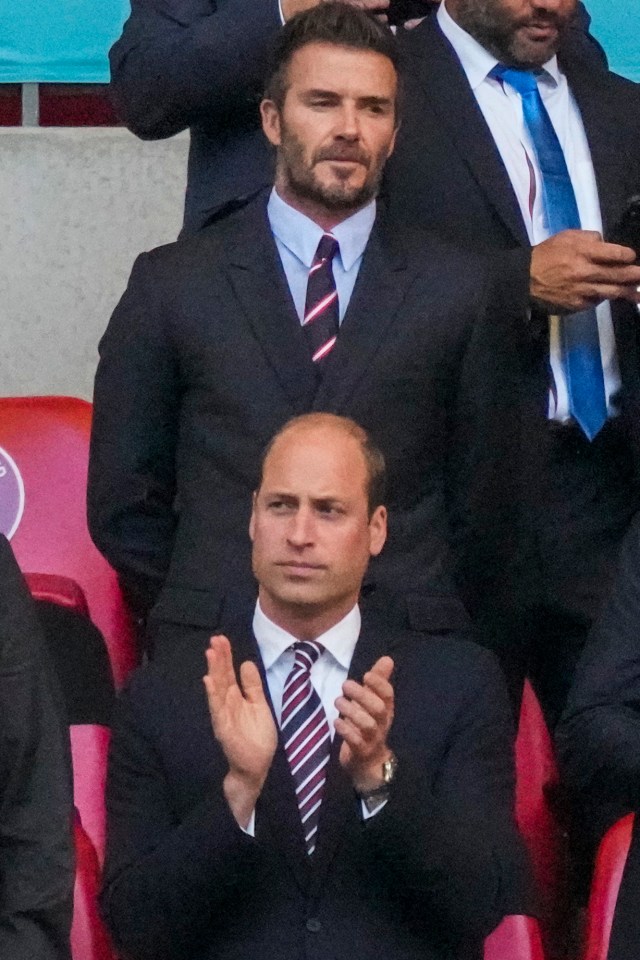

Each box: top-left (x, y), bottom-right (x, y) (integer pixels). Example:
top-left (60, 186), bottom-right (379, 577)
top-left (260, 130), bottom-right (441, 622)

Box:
top-left (400, 18), bottom-right (529, 247)
top-left (560, 61), bottom-right (633, 234)
top-left (218, 199), bottom-right (318, 414)
top-left (312, 224), bottom-right (411, 410)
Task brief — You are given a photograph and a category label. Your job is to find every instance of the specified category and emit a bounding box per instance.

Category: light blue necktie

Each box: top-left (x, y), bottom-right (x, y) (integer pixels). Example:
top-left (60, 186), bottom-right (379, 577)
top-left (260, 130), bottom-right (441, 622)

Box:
top-left (491, 64), bottom-right (607, 441)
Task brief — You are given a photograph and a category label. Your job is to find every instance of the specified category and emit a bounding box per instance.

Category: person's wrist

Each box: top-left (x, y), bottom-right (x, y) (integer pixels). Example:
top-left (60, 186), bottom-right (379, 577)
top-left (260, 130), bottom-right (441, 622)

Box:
top-left (223, 769), bottom-right (266, 829)
top-left (351, 750), bottom-right (396, 795)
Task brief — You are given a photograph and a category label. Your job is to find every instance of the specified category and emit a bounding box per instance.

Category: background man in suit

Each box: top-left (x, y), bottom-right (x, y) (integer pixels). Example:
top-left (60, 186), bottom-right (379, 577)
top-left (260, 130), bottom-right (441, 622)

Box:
top-left (383, 0), bottom-right (640, 724)
top-left (89, 3), bottom-right (525, 655)
top-left (100, 414), bottom-right (532, 960)
top-left (0, 535), bottom-right (74, 960)
top-left (108, 0), bottom-right (604, 233)
top-left (557, 511), bottom-right (640, 958)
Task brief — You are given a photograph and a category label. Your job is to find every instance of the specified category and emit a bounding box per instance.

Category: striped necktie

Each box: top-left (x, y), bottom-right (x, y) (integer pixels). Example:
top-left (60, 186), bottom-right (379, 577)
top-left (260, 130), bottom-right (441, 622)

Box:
top-left (280, 641), bottom-right (331, 855)
top-left (303, 233), bottom-right (340, 367)
top-left (491, 64), bottom-right (607, 441)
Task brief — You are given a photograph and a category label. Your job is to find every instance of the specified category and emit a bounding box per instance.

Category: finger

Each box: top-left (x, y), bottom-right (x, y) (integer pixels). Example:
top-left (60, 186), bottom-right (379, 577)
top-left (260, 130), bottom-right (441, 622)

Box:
top-left (585, 242), bottom-right (638, 266)
top-left (239, 660), bottom-right (268, 705)
top-left (369, 655), bottom-right (394, 681)
top-left (335, 715), bottom-right (366, 752)
top-left (335, 695), bottom-right (378, 736)
top-left (350, 0), bottom-right (389, 8)
top-left (340, 680), bottom-right (387, 721)
top-left (403, 16), bottom-right (426, 28)
top-left (210, 634), bottom-right (237, 689)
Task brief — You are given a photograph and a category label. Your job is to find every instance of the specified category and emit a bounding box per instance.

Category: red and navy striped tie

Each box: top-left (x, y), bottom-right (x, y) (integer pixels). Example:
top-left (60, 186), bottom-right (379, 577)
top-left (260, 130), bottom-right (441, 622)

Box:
top-left (281, 641), bottom-right (331, 855)
top-left (303, 233), bottom-right (340, 366)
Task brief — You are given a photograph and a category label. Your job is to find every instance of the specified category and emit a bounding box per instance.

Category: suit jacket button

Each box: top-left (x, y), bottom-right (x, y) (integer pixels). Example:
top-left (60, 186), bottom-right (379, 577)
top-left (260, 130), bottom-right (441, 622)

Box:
top-left (306, 918), bottom-right (322, 933)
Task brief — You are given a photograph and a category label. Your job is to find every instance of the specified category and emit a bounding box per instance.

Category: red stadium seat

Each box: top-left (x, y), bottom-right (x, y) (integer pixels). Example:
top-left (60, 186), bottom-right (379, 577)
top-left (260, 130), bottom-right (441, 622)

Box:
top-left (0, 395), bottom-right (138, 686)
top-left (70, 725), bottom-right (111, 868)
top-left (485, 915), bottom-right (546, 960)
top-left (515, 681), bottom-right (568, 960)
top-left (582, 814), bottom-right (634, 960)
top-left (72, 813), bottom-right (117, 960)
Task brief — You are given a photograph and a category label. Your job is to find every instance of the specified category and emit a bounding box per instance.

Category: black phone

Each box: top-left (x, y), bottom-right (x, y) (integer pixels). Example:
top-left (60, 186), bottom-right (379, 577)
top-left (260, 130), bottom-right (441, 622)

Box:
top-left (610, 195), bottom-right (640, 260)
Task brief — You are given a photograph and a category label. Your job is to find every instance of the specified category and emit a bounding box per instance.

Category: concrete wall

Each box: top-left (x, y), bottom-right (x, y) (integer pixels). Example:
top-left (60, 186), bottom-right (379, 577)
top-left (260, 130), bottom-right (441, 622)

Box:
top-left (0, 127), bottom-right (189, 400)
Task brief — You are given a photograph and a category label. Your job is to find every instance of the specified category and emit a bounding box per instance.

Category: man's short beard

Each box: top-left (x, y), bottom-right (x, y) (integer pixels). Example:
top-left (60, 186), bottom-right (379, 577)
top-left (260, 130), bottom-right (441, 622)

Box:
top-left (453, 0), bottom-right (568, 67)
top-left (276, 124), bottom-right (385, 213)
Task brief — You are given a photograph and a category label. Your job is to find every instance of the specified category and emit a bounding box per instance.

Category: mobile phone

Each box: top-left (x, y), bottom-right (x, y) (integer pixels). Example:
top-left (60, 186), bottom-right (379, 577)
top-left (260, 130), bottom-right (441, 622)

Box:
top-left (610, 195), bottom-right (640, 260)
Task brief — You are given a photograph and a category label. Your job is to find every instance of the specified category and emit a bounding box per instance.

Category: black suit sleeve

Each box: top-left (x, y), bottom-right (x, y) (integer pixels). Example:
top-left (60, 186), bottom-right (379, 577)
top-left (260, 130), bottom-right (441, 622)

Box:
top-left (0, 538), bottom-right (74, 960)
top-left (363, 646), bottom-right (534, 943)
top-left (557, 513), bottom-right (640, 839)
top-left (100, 677), bottom-right (259, 960)
top-left (88, 251), bottom-right (181, 617)
top-left (109, 0), bottom-right (281, 139)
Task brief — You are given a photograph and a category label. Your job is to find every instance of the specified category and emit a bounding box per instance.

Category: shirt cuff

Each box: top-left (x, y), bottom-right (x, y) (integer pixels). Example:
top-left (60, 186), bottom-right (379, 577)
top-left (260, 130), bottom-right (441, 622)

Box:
top-left (278, 0), bottom-right (286, 24)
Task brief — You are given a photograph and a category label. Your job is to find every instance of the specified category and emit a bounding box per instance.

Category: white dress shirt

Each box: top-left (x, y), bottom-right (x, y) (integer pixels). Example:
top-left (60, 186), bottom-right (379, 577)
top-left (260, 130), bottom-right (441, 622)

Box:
top-left (240, 601), bottom-right (384, 835)
top-left (267, 188), bottom-right (376, 324)
top-left (437, 1), bottom-right (621, 421)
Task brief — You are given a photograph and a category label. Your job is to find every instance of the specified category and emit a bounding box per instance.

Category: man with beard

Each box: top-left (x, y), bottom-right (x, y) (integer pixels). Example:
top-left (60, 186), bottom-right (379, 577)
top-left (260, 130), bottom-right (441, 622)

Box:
top-left (108, 0), bottom-right (605, 234)
top-left (88, 2), bottom-right (525, 657)
top-left (384, 0), bottom-right (640, 725)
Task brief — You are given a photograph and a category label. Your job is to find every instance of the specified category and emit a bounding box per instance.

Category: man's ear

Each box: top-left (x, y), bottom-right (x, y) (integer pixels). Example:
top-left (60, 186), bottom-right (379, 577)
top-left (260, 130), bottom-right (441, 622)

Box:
top-left (249, 491), bottom-right (258, 542)
top-left (368, 505), bottom-right (387, 558)
top-left (260, 99), bottom-right (282, 147)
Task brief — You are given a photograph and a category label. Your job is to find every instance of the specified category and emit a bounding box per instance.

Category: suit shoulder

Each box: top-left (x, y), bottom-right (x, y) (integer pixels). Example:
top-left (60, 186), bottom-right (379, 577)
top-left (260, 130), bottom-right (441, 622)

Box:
top-left (392, 628), bottom-right (506, 688)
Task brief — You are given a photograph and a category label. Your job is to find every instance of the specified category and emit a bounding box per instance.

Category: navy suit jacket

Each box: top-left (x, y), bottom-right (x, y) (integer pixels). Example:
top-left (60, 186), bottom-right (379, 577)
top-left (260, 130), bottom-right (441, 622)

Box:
top-left (88, 194), bottom-right (526, 630)
top-left (557, 513), bottom-right (640, 960)
top-left (0, 536), bottom-right (74, 960)
top-left (108, 0), bottom-right (607, 233)
top-left (101, 592), bottom-right (533, 960)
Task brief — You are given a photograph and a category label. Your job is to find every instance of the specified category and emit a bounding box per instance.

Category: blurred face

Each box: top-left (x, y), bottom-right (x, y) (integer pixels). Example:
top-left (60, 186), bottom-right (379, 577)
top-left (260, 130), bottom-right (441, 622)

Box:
top-left (261, 42), bottom-right (398, 221)
top-left (250, 424), bottom-right (387, 634)
top-left (447, 0), bottom-right (577, 67)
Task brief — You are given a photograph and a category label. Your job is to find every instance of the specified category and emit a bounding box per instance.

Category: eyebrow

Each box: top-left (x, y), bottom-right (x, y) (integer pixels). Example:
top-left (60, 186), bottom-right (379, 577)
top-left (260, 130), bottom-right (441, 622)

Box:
top-left (301, 89), bottom-right (393, 109)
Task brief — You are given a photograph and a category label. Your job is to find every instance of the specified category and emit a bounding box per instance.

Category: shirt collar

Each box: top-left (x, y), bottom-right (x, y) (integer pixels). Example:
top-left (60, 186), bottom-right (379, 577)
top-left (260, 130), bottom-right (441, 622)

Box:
top-left (267, 187), bottom-right (376, 272)
top-left (437, 0), bottom-right (560, 90)
top-left (253, 598), bottom-right (361, 672)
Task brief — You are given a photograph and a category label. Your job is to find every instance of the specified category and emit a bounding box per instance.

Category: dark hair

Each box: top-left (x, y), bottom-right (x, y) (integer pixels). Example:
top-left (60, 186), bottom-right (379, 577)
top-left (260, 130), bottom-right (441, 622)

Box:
top-left (259, 413), bottom-right (387, 516)
top-left (264, 2), bottom-right (400, 115)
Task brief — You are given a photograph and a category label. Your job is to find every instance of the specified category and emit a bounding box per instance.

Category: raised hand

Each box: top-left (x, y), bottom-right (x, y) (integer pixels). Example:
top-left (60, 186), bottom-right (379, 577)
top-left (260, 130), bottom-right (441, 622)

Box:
top-left (336, 655), bottom-right (395, 793)
top-left (203, 635), bottom-right (277, 828)
top-left (530, 229), bottom-right (640, 313)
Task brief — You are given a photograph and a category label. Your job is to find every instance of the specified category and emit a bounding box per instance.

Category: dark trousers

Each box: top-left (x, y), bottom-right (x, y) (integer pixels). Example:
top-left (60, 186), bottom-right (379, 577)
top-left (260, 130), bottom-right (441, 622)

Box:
top-left (495, 416), bottom-right (639, 728)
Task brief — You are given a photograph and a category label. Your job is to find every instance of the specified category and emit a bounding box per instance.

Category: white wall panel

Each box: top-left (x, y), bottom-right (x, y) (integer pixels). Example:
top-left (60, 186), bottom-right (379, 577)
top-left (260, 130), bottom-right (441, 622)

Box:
top-left (0, 127), bottom-right (188, 399)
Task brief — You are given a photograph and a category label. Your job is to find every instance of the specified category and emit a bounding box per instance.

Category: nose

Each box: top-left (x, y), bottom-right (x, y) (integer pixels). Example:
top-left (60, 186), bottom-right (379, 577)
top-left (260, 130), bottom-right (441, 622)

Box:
top-left (286, 508), bottom-right (315, 548)
top-left (336, 104), bottom-right (360, 140)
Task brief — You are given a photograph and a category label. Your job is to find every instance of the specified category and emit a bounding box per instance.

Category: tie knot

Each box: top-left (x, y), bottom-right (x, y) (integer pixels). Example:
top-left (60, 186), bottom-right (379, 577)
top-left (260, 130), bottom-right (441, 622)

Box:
top-left (291, 640), bottom-right (324, 672)
top-left (490, 64), bottom-right (539, 96)
top-left (314, 233), bottom-right (339, 265)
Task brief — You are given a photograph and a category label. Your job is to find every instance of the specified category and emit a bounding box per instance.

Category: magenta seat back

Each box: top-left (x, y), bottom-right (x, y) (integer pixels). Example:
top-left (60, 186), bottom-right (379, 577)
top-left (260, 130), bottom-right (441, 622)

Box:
top-left (0, 395), bottom-right (138, 687)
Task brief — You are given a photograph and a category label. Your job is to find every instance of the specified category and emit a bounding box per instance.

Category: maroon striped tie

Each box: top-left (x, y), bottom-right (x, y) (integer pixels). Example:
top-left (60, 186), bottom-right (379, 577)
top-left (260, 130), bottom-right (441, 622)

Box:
top-left (303, 233), bottom-right (340, 366)
top-left (281, 641), bottom-right (331, 855)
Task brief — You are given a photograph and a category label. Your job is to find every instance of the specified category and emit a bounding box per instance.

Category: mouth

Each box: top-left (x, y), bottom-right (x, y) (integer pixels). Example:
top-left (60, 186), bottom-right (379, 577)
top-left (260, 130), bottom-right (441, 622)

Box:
top-left (520, 20), bottom-right (559, 41)
top-left (276, 561), bottom-right (325, 577)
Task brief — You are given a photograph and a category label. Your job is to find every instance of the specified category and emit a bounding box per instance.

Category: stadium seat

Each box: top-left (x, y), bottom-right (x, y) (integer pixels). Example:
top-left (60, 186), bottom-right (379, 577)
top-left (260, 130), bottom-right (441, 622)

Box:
top-left (72, 813), bottom-right (117, 960)
top-left (485, 915), bottom-right (546, 960)
top-left (515, 681), bottom-right (569, 960)
top-left (582, 814), bottom-right (634, 960)
top-left (0, 395), bottom-right (138, 686)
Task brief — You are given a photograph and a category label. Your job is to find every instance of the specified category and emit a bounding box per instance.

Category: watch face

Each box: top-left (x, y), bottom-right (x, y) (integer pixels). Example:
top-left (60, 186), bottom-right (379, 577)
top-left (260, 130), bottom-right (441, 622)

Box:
top-left (382, 755), bottom-right (397, 784)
